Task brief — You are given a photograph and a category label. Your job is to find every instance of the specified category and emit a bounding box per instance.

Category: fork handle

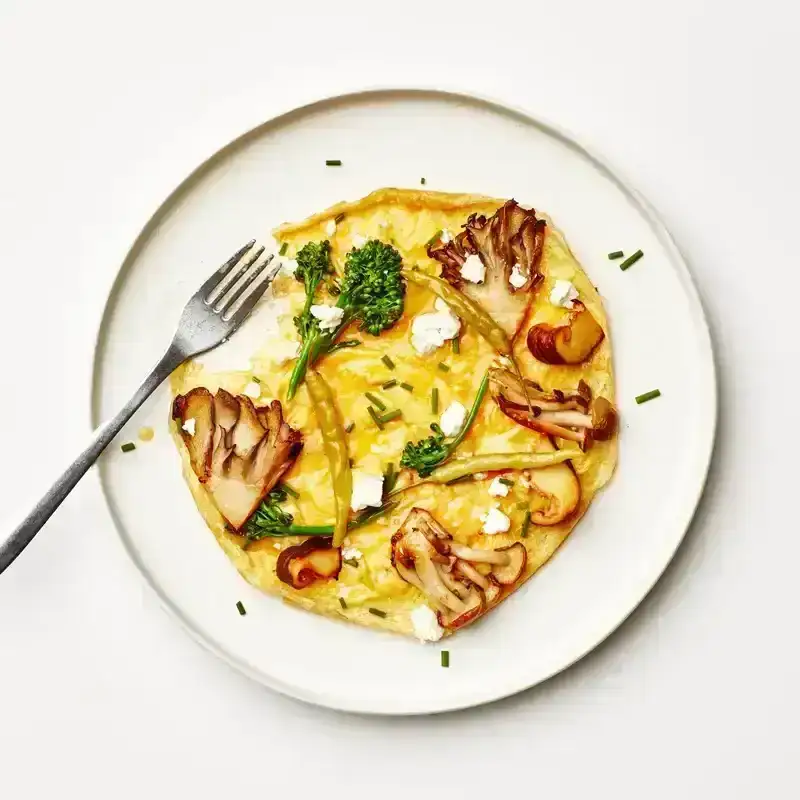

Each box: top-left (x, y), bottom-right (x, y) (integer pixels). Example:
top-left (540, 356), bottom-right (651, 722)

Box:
top-left (0, 344), bottom-right (184, 575)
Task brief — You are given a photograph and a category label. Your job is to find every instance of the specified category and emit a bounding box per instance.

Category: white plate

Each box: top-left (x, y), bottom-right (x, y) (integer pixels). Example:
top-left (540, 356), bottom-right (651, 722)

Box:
top-left (91, 89), bottom-right (716, 715)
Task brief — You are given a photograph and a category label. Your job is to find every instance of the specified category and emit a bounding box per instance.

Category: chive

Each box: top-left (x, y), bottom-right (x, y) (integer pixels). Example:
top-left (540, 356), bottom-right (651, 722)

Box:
top-left (619, 249), bottom-right (644, 271)
top-left (367, 406), bottom-right (385, 430)
top-left (452, 337), bottom-right (460, 354)
top-left (421, 177), bottom-right (427, 185)
top-left (400, 382), bottom-right (414, 393)
top-left (384, 462), bottom-right (398, 493)
top-left (382, 379), bottom-right (397, 390)
top-left (279, 242), bottom-right (288, 256)
top-left (380, 409), bottom-right (402, 424)
top-left (345, 421), bottom-right (355, 434)
top-left (499, 477), bottom-right (514, 487)
top-left (441, 650), bottom-right (450, 668)
top-left (381, 355), bottom-right (395, 370)
top-left (635, 389), bottom-right (661, 404)
top-left (236, 601), bottom-right (247, 616)
top-left (431, 387), bottom-right (439, 414)
top-left (339, 597), bottom-right (348, 609)
top-left (251, 376), bottom-right (261, 383)
top-left (281, 483), bottom-right (299, 499)
top-left (121, 442), bottom-right (136, 453)
top-left (607, 250), bottom-right (624, 260)
top-left (521, 510), bottom-right (532, 538)
top-left (365, 392), bottom-right (386, 411)
top-left (437, 362), bottom-right (450, 373)
top-left (426, 229), bottom-right (443, 248)
top-left (368, 607), bottom-right (387, 618)
top-left (334, 212), bottom-right (346, 224)
top-left (343, 557), bottom-right (359, 568)
top-left (326, 159), bottom-right (342, 166)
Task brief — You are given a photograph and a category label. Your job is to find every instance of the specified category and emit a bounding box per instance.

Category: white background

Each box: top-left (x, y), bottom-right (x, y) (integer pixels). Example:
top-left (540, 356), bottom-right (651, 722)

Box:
top-left (0, 0), bottom-right (795, 797)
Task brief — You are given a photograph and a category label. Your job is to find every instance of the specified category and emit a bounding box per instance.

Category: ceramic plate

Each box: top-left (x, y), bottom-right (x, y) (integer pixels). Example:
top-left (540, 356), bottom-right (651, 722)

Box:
top-left (91, 89), bottom-right (716, 714)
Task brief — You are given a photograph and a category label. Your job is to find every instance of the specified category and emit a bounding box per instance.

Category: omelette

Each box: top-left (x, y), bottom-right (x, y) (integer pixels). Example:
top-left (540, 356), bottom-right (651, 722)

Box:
top-left (169, 188), bottom-right (618, 641)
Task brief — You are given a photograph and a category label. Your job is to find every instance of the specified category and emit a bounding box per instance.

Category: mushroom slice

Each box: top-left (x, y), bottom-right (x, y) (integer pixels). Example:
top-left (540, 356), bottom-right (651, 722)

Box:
top-left (429, 200), bottom-right (546, 339)
top-left (230, 396), bottom-right (265, 459)
top-left (527, 463), bottom-right (581, 526)
top-left (483, 576), bottom-right (502, 607)
top-left (437, 587), bottom-right (485, 630)
top-left (454, 559), bottom-right (490, 590)
top-left (527, 301), bottom-right (605, 365)
top-left (249, 401), bottom-right (304, 487)
top-left (448, 543), bottom-right (510, 566)
top-left (490, 368), bottom-right (617, 449)
top-left (490, 543), bottom-right (527, 585)
top-left (214, 389), bottom-right (240, 438)
top-left (172, 388), bottom-right (215, 482)
top-left (276, 537), bottom-right (342, 589)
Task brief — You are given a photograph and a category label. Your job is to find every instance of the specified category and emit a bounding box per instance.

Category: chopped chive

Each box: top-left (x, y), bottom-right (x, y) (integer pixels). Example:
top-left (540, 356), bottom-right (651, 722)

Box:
top-left (368, 607), bottom-right (387, 618)
top-left (339, 597), bottom-right (348, 609)
top-left (279, 242), bottom-right (288, 256)
top-left (326, 159), bottom-right (342, 166)
top-left (251, 376), bottom-right (261, 383)
top-left (345, 421), bottom-right (355, 434)
top-left (431, 387), bottom-right (439, 414)
top-left (452, 337), bottom-right (460, 354)
top-left (499, 477), bottom-right (514, 487)
top-left (421, 177), bottom-right (427, 185)
top-left (365, 392), bottom-right (386, 411)
top-left (619, 249), bottom-right (644, 271)
top-left (343, 557), bottom-right (359, 568)
top-left (384, 462), bottom-right (398, 493)
top-left (381, 354), bottom-right (395, 370)
top-left (367, 406), bottom-right (385, 430)
top-left (426, 229), bottom-right (443, 248)
top-left (400, 382), bottom-right (414, 393)
top-left (382, 379), bottom-right (397, 390)
top-left (635, 389), bottom-right (661, 404)
top-left (521, 510), bottom-right (532, 538)
top-left (281, 483), bottom-right (299, 499)
top-left (236, 601), bottom-right (247, 616)
top-left (380, 409), bottom-right (402, 424)
top-left (441, 650), bottom-right (450, 668)
top-left (121, 442), bottom-right (136, 453)
top-left (437, 362), bottom-right (450, 373)
top-left (607, 250), bottom-right (624, 260)
top-left (334, 212), bottom-right (346, 224)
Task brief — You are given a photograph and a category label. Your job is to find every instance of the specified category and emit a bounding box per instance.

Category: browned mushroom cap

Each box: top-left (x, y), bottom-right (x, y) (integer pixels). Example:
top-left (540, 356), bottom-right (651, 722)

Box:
top-left (172, 389), bottom-right (303, 530)
top-left (483, 576), bottom-right (503, 607)
top-left (276, 537), bottom-right (342, 589)
top-left (527, 301), bottom-right (605, 365)
top-left (491, 543), bottom-right (527, 585)
top-left (527, 464), bottom-right (581, 526)
top-left (428, 200), bottom-right (546, 339)
top-left (437, 586), bottom-right (485, 630)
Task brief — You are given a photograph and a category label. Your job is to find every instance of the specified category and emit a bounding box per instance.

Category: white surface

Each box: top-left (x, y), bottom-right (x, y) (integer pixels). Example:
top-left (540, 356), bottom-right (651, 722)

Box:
top-left (0, 0), bottom-right (796, 794)
top-left (93, 89), bottom-right (713, 713)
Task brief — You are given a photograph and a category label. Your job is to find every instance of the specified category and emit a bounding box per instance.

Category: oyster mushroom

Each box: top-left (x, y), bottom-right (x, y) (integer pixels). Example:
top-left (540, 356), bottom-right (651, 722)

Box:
top-left (428, 200), bottom-right (546, 338)
top-left (527, 301), bottom-right (605, 364)
top-left (276, 537), bottom-right (342, 589)
top-left (490, 368), bottom-right (618, 449)
top-left (390, 508), bottom-right (528, 630)
top-left (172, 388), bottom-right (303, 530)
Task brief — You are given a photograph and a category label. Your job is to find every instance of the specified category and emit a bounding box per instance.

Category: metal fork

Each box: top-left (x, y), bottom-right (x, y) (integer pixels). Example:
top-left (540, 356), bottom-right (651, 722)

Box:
top-left (0, 240), bottom-right (281, 575)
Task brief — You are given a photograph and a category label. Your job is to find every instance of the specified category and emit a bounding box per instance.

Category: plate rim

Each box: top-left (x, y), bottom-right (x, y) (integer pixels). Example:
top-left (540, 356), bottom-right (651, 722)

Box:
top-left (89, 85), bottom-right (718, 715)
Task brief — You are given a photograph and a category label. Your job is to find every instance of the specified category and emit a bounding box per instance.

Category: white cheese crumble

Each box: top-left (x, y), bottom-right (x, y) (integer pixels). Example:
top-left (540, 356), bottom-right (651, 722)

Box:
top-left (481, 506), bottom-right (511, 535)
top-left (350, 472), bottom-right (384, 512)
top-left (352, 234), bottom-right (368, 248)
top-left (460, 253), bottom-right (485, 284)
top-left (488, 477), bottom-right (510, 497)
top-left (549, 279), bottom-right (579, 309)
top-left (410, 605), bottom-right (444, 642)
top-left (325, 219), bottom-right (337, 236)
top-left (342, 547), bottom-right (363, 561)
top-left (509, 263), bottom-right (528, 289)
top-left (310, 303), bottom-right (344, 332)
top-left (410, 302), bottom-right (461, 355)
top-left (243, 381), bottom-right (262, 399)
top-left (181, 417), bottom-right (196, 436)
top-left (440, 401), bottom-right (467, 437)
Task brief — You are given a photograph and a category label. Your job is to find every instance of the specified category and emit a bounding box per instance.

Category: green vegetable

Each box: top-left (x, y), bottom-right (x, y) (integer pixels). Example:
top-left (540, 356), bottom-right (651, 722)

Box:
top-left (401, 373), bottom-right (489, 478)
top-left (380, 409), bottom-right (402, 423)
top-left (635, 388), bottom-right (661, 404)
top-left (437, 362), bottom-right (450, 373)
top-left (326, 159), bottom-right (342, 166)
top-left (281, 483), bottom-right (299, 499)
top-left (367, 406), bottom-right (384, 430)
top-left (334, 212), bottom-right (346, 224)
top-left (287, 240), bottom-right (406, 399)
top-left (607, 250), bottom-right (624, 260)
top-left (431, 387), bottom-right (439, 414)
top-left (244, 487), bottom-right (294, 536)
top-left (291, 240), bottom-right (333, 348)
top-left (327, 339), bottom-right (361, 354)
top-left (384, 462), bottom-right (398, 494)
top-left (343, 557), bottom-right (359, 567)
top-left (365, 391), bottom-right (386, 411)
top-left (120, 442), bottom-right (136, 453)
top-left (521, 510), bottom-right (532, 538)
top-left (382, 379), bottom-right (397, 390)
top-left (368, 608), bottom-right (387, 618)
top-left (279, 242), bottom-right (288, 256)
top-left (420, 177), bottom-right (426, 185)
top-left (339, 597), bottom-right (348, 609)
top-left (619, 249), bottom-right (644, 271)
top-left (441, 650), bottom-right (450, 668)
top-left (345, 421), bottom-right (355, 433)
top-left (452, 337), bottom-right (460, 354)
top-left (400, 382), bottom-right (414, 393)
top-left (381, 355), bottom-right (395, 370)
top-left (236, 601), bottom-right (247, 616)
top-left (499, 477), bottom-right (514, 487)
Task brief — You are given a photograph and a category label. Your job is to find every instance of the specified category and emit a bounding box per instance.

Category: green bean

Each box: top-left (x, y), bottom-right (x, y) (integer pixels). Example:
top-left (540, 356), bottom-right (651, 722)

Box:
top-left (425, 451), bottom-right (574, 485)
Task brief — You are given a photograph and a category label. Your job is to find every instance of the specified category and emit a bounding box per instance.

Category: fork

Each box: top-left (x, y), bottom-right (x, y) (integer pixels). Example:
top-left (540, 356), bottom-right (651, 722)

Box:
top-left (0, 240), bottom-right (281, 575)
